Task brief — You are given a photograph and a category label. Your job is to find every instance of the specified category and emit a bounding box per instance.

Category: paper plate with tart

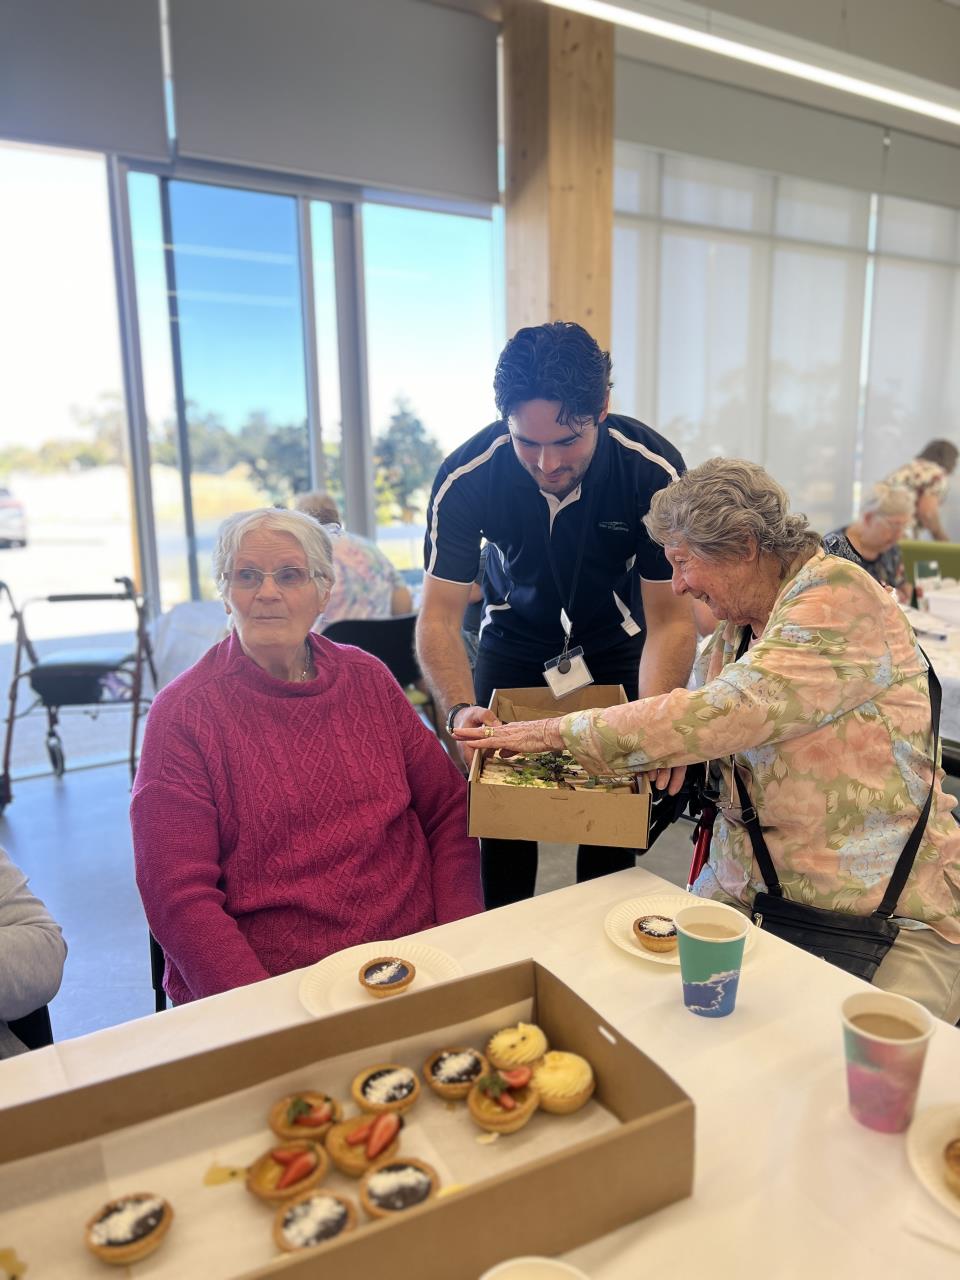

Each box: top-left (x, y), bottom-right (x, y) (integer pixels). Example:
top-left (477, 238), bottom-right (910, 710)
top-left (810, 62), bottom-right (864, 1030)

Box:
top-left (298, 939), bottom-right (462, 1014)
top-left (604, 891), bottom-right (756, 967)
top-left (906, 1104), bottom-right (960, 1221)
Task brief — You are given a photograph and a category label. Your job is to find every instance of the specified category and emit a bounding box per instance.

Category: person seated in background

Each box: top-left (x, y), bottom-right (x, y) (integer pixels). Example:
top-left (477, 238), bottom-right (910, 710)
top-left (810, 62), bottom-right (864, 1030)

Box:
top-left (0, 846), bottom-right (66, 1057)
top-left (883, 439), bottom-right (958, 542)
top-left (822, 482), bottom-right (913, 604)
top-left (458, 459), bottom-right (960, 1022)
top-left (293, 490), bottom-right (412, 626)
top-left (131, 508), bottom-right (482, 1006)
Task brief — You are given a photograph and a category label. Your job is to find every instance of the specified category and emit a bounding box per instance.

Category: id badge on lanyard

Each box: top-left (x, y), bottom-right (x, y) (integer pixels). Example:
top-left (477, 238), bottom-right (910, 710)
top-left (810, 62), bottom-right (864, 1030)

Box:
top-left (542, 487), bottom-right (596, 699)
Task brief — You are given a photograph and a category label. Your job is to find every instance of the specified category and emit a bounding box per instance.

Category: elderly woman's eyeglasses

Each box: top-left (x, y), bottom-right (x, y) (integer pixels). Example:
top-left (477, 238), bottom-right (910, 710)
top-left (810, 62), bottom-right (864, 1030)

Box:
top-left (223, 566), bottom-right (320, 591)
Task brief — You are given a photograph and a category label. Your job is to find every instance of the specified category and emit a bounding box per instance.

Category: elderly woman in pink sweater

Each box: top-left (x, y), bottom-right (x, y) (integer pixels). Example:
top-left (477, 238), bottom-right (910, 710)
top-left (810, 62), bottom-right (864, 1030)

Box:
top-left (132, 509), bottom-right (482, 1005)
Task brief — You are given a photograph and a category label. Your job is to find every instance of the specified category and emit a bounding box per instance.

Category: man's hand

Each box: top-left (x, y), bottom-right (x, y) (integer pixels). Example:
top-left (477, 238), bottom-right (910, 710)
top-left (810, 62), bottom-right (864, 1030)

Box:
top-left (642, 764), bottom-right (688, 796)
top-left (450, 705), bottom-right (502, 768)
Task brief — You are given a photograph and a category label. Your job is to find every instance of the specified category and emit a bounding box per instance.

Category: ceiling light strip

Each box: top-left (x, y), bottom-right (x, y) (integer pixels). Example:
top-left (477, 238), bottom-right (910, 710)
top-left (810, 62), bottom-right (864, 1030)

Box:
top-left (544, 0), bottom-right (960, 128)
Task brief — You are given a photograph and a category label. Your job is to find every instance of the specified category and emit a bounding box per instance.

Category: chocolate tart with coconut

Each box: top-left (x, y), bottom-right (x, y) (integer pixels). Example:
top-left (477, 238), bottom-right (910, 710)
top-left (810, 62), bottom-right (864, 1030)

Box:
top-left (269, 1091), bottom-right (342, 1141)
top-left (351, 1063), bottom-right (420, 1114)
top-left (273, 1190), bottom-right (357, 1252)
top-left (632, 914), bottom-right (678, 953)
top-left (358, 955), bottom-right (416, 998)
top-left (423, 1047), bottom-right (488, 1100)
top-left (359, 1157), bottom-right (439, 1220)
top-left (84, 1193), bottom-right (173, 1266)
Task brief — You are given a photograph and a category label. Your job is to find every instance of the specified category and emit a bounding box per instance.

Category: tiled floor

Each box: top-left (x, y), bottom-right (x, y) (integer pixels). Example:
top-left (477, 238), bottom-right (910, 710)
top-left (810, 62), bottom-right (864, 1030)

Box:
top-left (3, 762), bottom-right (694, 1043)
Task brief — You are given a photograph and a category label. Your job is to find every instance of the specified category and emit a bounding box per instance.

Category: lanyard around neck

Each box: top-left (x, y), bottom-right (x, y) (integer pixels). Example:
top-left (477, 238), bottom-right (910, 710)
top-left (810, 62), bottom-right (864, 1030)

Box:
top-left (540, 482), bottom-right (598, 650)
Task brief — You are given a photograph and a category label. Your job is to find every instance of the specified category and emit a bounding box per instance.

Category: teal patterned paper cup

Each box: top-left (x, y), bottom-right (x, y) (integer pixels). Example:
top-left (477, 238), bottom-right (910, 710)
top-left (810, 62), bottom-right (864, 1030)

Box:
top-left (841, 991), bottom-right (933, 1133)
top-left (675, 904), bottom-right (749, 1018)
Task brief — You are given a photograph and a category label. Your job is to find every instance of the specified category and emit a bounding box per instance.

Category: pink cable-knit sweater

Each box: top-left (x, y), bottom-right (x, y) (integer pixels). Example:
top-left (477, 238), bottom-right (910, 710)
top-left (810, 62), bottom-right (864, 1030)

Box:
top-left (131, 631), bottom-right (482, 1004)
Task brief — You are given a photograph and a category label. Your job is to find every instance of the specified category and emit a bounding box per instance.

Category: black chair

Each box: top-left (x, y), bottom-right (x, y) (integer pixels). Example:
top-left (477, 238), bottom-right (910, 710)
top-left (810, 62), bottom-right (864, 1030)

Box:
top-left (149, 932), bottom-right (167, 1012)
top-left (322, 614), bottom-right (438, 729)
top-left (8, 1003), bottom-right (53, 1050)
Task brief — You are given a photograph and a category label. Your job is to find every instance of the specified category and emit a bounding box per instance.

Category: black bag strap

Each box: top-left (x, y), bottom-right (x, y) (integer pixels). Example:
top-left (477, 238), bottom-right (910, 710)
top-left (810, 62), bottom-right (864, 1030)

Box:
top-left (732, 640), bottom-right (941, 919)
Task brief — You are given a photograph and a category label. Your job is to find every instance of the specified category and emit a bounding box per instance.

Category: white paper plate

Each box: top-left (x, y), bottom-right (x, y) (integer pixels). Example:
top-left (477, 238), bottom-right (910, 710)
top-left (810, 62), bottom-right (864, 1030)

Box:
top-left (907, 1104), bottom-right (960, 1222)
top-left (298, 940), bottom-right (464, 1015)
top-left (603, 891), bottom-right (756, 967)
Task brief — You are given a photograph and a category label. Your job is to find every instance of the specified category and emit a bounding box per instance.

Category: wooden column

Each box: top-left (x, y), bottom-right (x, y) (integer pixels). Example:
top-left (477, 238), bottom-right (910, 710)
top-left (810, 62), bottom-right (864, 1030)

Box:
top-left (502, 1), bottom-right (614, 348)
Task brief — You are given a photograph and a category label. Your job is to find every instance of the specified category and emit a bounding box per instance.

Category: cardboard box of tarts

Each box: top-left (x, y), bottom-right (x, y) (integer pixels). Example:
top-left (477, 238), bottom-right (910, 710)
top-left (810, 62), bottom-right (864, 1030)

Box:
top-left (0, 961), bottom-right (693, 1280)
top-left (467, 685), bottom-right (651, 849)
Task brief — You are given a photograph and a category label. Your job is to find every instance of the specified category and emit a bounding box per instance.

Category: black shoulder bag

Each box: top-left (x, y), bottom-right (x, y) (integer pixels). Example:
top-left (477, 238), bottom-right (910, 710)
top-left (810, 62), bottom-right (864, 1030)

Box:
top-left (739, 658), bottom-right (941, 983)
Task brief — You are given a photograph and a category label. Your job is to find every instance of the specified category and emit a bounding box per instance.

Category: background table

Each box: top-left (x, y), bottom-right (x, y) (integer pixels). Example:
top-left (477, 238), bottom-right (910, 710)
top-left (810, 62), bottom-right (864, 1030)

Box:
top-left (2, 866), bottom-right (959, 1275)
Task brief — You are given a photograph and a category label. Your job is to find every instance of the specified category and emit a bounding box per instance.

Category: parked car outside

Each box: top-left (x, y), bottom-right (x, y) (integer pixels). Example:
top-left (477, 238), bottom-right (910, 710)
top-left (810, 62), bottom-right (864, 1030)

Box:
top-left (0, 488), bottom-right (27, 547)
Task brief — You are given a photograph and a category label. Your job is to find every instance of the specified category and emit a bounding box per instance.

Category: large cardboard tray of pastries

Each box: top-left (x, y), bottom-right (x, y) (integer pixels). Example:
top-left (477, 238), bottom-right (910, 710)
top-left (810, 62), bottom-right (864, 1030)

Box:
top-left (0, 961), bottom-right (693, 1279)
top-left (468, 686), bottom-right (651, 848)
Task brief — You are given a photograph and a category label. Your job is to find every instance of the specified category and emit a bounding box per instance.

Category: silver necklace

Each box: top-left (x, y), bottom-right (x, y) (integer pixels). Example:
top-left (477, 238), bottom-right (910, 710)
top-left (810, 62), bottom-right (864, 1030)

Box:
top-left (299, 641), bottom-right (313, 682)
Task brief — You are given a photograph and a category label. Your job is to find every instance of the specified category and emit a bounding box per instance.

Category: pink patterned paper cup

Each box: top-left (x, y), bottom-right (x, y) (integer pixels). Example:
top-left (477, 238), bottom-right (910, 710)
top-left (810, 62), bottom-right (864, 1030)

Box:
top-left (841, 991), bottom-right (934, 1133)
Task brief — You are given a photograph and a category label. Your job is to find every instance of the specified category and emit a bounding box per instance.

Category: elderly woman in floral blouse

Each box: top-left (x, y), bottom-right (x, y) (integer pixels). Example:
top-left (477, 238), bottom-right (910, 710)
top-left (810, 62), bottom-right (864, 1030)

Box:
top-left (458, 458), bottom-right (960, 1021)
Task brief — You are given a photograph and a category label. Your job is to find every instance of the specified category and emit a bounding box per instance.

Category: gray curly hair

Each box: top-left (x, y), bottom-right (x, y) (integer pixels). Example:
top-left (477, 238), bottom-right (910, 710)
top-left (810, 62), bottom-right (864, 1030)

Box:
top-left (643, 457), bottom-right (820, 571)
top-left (212, 508), bottom-right (335, 597)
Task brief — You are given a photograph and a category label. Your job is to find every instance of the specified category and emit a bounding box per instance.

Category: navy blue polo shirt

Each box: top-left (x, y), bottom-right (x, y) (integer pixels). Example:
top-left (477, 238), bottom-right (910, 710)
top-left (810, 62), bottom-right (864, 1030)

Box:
top-left (423, 414), bottom-right (685, 663)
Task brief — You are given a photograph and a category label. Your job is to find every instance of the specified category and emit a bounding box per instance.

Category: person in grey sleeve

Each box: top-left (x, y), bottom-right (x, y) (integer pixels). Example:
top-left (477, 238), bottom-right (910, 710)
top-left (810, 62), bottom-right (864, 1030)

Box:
top-left (0, 846), bottom-right (66, 1057)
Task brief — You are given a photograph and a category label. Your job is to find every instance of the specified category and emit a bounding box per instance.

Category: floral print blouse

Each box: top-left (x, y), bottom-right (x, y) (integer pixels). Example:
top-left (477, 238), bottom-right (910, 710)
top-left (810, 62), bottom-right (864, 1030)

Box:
top-left (882, 458), bottom-right (949, 539)
top-left (560, 549), bottom-right (960, 941)
top-left (319, 531), bottom-right (405, 628)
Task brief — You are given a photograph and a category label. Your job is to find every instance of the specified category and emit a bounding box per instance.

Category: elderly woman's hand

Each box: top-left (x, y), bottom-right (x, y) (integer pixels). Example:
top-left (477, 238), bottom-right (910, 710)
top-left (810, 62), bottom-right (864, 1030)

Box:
top-left (454, 716), bottom-right (565, 757)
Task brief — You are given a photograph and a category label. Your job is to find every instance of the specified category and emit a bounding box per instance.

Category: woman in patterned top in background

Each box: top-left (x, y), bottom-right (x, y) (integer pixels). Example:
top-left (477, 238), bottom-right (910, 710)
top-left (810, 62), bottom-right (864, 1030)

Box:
top-left (293, 491), bottom-right (413, 625)
top-left (822, 482), bottom-right (913, 604)
top-left (882, 439), bottom-right (958, 542)
top-left (458, 459), bottom-right (960, 1021)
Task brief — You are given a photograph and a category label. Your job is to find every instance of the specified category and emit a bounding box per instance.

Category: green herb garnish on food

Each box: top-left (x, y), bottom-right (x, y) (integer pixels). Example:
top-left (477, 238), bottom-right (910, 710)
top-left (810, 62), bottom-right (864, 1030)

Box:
top-left (286, 1096), bottom-right (313, 1124)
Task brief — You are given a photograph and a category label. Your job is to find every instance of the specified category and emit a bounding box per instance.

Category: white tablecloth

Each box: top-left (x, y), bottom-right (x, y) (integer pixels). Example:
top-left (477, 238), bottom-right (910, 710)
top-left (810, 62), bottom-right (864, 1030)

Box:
top-left (2, 867), bottom-right (959, 1275)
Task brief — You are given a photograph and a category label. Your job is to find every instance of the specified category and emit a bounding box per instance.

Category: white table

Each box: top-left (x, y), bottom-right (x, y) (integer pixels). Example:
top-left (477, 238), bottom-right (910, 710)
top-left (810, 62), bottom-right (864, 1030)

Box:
top-left (3, 866), bottom-right (959, 1275)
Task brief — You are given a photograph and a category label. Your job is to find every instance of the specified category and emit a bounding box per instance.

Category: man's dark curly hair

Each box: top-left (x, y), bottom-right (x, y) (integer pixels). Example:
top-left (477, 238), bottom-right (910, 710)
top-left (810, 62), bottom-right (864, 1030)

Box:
top-left (493, 322), bottom-right (612, 429)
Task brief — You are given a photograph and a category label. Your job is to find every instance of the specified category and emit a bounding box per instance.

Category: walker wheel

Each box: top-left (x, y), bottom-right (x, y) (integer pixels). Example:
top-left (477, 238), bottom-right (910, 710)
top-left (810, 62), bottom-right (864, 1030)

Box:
top-left (46, 737), bottom-right (65, 778)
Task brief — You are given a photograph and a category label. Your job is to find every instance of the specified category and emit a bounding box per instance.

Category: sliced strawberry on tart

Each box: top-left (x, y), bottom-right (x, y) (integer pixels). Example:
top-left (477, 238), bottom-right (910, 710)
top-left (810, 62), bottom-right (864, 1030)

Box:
top-left (269, 1091), bottom-right (342, 1141)
top-left (467, 1066), bottom-right (540, 1134)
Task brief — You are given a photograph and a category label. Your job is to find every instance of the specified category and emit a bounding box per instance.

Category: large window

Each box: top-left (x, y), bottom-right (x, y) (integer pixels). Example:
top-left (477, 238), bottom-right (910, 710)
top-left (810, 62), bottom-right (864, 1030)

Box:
top-left (362, 202), bottom-right (503, 572)
top-left (130, 177), bottom-right (311, 601)
top-left (0, 142), bottom-right (136, 772)
top-left (612, 144), bottom-right (960, 533)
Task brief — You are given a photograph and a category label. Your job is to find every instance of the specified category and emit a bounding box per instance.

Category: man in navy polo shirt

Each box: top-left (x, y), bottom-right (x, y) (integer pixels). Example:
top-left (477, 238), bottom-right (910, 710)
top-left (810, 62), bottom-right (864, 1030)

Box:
top-left (416, 322), bottom-right (696, 908)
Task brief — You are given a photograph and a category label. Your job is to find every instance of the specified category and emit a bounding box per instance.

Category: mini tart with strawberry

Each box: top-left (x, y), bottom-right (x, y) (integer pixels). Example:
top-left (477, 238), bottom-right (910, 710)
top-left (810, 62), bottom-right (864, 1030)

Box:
top-left (486, 1021), bottom-right (549, 1071)
top-left (84, 1193), bottom-right (173, 1266)
top-left (358, 956), bottom-right (416, 998)
top-left (269, 1091), bottom-right (342, 1141)
top-left (423, 1047), bottom-right (488, 1100)
top-left (246, 1140), bottom-right (328, 1203)
top-left (531, 1051), bottom-right (595, 1115)
top-left (351, 1063), bottom-right (421, 1114)
top-left (359, 1157), bottom-right (439, 1220)
top-left (325, 1112), bottom-right (403, 1178)
top-left (272, 1189), bottom-right (357, 1252)
top-left (467, 1067), bottom-right (540, 1134)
